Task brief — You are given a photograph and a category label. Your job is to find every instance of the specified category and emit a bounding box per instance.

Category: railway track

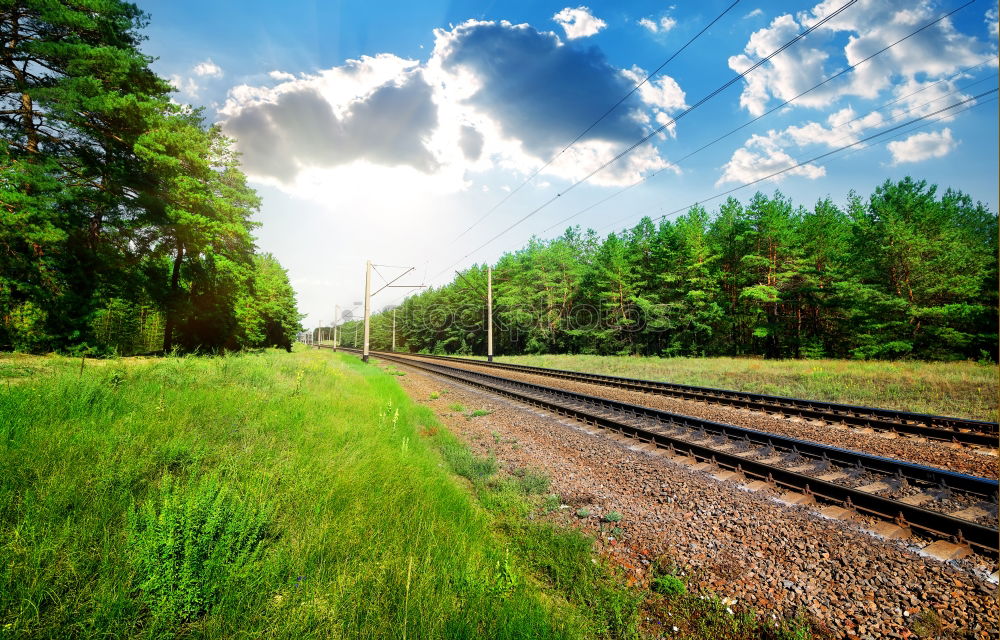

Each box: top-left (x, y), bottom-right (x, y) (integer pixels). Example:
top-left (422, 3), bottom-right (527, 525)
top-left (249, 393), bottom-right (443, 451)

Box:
top-left (328, 346), bottom-right (999, 557)
top-left (371, 350), bottom-right (997, 447)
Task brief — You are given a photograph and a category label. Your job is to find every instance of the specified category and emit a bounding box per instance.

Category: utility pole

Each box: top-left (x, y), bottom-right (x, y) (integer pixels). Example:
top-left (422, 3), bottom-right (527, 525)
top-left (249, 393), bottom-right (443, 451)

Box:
top-left (392, 308), bottom-right (396, 352)
top-left (487, 266), bottom-right (494, 362)
top-left (333, 304), bottom-right (339, 350)
top-left (353, 261), bottom-right (425, 361)
top-left (363, 260), bottom-right (372, 363)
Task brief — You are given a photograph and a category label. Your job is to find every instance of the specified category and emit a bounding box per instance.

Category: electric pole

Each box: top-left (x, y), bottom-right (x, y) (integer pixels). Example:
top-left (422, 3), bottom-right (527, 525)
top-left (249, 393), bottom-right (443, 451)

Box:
top-left (487, 266), bottom-right (494, 362)
top-left (353, 261), bottom-right (425, 362)
top-left (363, 260), bottom-right (372, 363)
top-left (333, 305), bottom-right (339, 350)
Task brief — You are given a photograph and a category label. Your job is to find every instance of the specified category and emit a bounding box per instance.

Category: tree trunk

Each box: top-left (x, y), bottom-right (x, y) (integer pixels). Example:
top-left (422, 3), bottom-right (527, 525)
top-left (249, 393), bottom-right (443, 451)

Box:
top-left (162, 238), bottom-right (184, 352)
top-left (5, 10), bottom-right (39, 154)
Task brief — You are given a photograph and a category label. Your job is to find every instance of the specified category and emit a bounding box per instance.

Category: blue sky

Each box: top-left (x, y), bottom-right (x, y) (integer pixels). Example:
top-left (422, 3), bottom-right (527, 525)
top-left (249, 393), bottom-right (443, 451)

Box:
top-left (137, 0), bottom-right (1000, 327)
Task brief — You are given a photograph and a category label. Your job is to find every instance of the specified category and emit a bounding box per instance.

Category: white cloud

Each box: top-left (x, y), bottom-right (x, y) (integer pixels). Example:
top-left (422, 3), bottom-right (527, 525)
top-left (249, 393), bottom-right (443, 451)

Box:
top-left (552, 6), bottom-right (607, 39)
top-left (220, 53), bottom-right (419, 118)
top-left (728, 0), bottom-right (991, 117)
top-left (220, 20), bottom-right (685, 197)
top-left (986, 8), bottom-right (998, 39)
top-left (193, 59), bottom-right (223, 77)
top-left (169, 73), bottom-right (199, 97)
top-left (659, 17), bottom-right (677, 32)
top-left (783, 106), bottom-right (885, 148)
top-left (888, 77), bottom-right (973, 122)
top-left (638, 15), bottom-right (677, 33)
top-left (717, 0), bottom-right (991, 185)
top-left (426, 19), bottom-right (677, 185)
top-left (622, 66), bottom-right (687, 112)
top-left (222, 61), bottom-right (439, 183)
top-left (745, 9), bottom-right (764, 19)
top-left (716, 131), bottom-right (825, 186)
top-left (887, 128), bottom-right (957, 164)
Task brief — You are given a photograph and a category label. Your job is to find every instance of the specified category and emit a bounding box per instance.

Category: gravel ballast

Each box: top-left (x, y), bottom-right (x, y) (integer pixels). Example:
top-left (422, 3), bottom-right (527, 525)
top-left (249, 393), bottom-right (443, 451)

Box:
top-left (386, 359), bottom-right (1000, 640)
top-left (399, 354), bottom-right (998, 479)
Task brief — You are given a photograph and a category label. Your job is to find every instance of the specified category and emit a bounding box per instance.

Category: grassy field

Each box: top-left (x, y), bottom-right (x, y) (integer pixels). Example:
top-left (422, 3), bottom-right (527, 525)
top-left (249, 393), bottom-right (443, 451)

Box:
top-left (0, 348), bottom-right (820, 639)
top-left (469, 354), bottom-right (998, 421)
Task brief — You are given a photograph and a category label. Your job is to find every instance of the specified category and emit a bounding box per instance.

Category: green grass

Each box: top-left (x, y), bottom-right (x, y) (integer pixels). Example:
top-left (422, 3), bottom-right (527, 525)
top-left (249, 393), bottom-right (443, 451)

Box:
top-left (472, 354), bottom-right (998, 421)
top-left (0, 348), bottom-right (825, 639)
top-left (0, 348), bottom-right (596, 638)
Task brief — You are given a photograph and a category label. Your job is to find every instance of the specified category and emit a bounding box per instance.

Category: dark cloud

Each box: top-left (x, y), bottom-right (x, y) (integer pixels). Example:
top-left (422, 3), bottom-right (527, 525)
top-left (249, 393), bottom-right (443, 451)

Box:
top-left (438, 22), bottom-right (648, 158)
top-left (223, 70), bottom-right (438, 181)
top-left (458, 125), bottom-right (484, 160)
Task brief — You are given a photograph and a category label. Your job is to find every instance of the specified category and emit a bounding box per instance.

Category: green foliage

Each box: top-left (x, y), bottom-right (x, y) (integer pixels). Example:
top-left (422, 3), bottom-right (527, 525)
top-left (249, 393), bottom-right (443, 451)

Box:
top-left (0, 349), bottom-right (585, 638)
top-left (543, 494), bottom-right (562, 513)
top-left (603, 511), bottom-right (622, 523)
top-left (508, 521), bottom-right (644, 639)
top-left (576, 508), bottom-right (591, 518)
top-left (0, 1), bottom-right (301, 355)
top-left (357, 182), bottom-right (995, 362)
top-left (448, 402), bottom-right (466, 412)
top-left (439, 440), bottom-right (499, 480)
top-left (468, 408), bottom-right (492, 418)
top-left (129, 474), bottom-right (271, 625)
top-left (234, 254), bottom-right (302, 351)
top-left (491, 352), bottom-right (997, 421)
top-left (514, 468), bottom-right (550, 495)
top-left (651, 574), bottom-right (686, 596)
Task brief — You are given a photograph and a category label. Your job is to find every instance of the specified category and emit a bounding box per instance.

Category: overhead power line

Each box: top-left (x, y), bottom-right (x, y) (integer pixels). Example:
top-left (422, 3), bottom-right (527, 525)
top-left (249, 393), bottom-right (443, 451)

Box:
top-left (595, 67), bottom-right (998, 233)
top-left (427, 0), bottom-right (857, 284)
top-left (373, 92), bottom-right (996, 320)
top-left (448, 1), bottom-right (743, 246)
top-left (596, 88), bottom-right (998, 234)
top-left (540, 0), bottom-right (986, 235)
top-left (832, 94), bottom-right (997, 165)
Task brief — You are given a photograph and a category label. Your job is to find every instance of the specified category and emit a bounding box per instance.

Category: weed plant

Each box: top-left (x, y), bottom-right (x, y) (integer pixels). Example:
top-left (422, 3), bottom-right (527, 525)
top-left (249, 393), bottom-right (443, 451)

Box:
top-left (0, 349), bottom-right (578, 638)
top-left (0, 348), bottom-right (822, 639)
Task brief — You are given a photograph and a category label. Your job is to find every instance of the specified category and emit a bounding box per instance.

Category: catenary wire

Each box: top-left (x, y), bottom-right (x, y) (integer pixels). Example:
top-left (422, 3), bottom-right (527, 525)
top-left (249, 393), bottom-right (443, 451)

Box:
top-left (538, 2), bottom-right (988, 235)
top-left (446, 1), bottom-right (743, 247)
top-left (593, 88), bottom-right (998, 234)
top-left (595, 72), bottom-right (997, 232)
top-left (426, 0), bottom-right (858, 285)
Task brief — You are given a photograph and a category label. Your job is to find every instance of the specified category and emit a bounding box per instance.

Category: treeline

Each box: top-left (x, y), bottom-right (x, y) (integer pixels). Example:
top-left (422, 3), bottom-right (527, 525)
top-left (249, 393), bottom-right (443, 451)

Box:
top-left (338, 179), bottom-right (998, 361)
top-left (1, 1), bottom-right (301, 354)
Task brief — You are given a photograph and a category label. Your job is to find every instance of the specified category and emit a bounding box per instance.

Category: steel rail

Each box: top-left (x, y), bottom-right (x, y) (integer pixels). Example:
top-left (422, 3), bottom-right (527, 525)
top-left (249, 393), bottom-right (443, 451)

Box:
top-left (330, 345), bottom-right (998, 555)
top-left (375, 351), bottom-right (998, 446)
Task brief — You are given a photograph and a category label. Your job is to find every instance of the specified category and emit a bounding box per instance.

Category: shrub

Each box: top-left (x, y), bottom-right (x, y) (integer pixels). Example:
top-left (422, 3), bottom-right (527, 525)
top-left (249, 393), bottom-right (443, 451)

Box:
top-left (515, 469), bottom-right (550, 495)
top-left (439, 442), bottom-right (498, 481)
top-left (128, 473), bottom-right (272, 624)
top-left (651, 574), bottom-right (686, 596)
top-left (542, 494), bottom-right (561, 513)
